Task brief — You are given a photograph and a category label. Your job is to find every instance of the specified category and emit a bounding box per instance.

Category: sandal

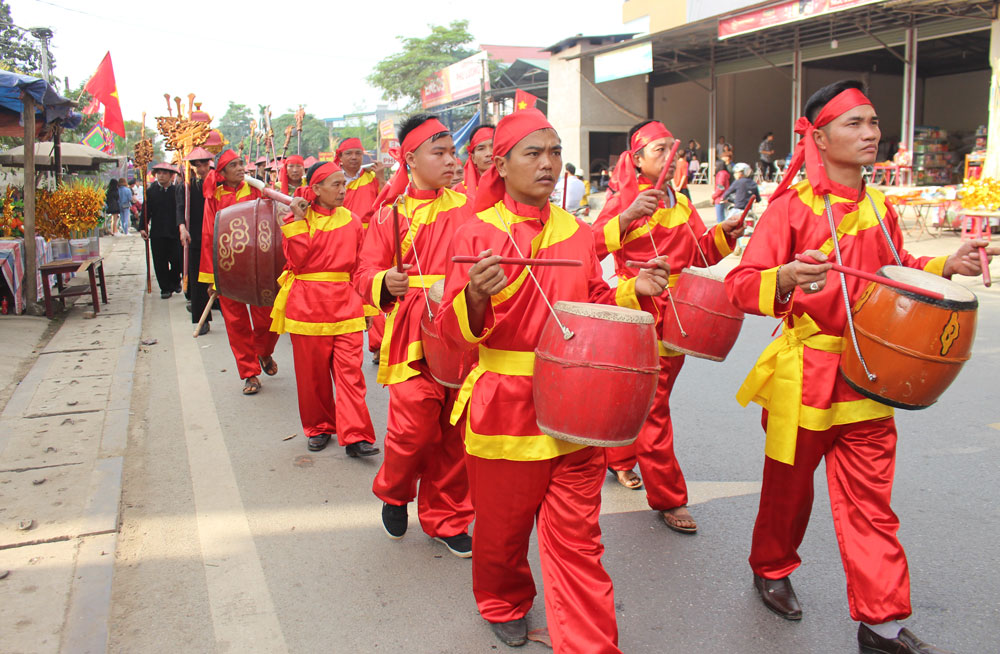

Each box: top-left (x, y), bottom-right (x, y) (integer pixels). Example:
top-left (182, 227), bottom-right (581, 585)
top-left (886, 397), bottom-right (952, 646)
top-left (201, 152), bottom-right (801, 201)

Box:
top-left (258, 355), bottom-right (278, 376)
top-left (608, 466), bottom-right (643, 490)
top-left (661, 507), bottom-right (697, 534)
top-left (243, 376), bottom-right (261, 395)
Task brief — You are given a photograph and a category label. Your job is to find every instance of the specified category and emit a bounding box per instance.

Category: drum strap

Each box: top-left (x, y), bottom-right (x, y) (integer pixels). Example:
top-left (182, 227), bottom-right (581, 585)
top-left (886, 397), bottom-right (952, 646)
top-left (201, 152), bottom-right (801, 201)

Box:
top-left (865, 192), bottom-right (903, 266)
top-left (823, 195), bottom-right (876, 381)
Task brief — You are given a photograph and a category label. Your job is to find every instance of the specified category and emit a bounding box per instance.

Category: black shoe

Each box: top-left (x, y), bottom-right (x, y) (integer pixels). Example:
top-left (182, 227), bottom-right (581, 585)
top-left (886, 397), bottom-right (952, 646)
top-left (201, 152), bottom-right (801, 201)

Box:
top-left (753, 574), bottom-right (802, 620)
top-left (435, 532), bottom-right (472, 558)
top-left (174, 284), bottom-right (183, 294)
top-left (490, 618), bottom-right (527, 648)
top-left (858, 624), bottom-right (954, 654)
top-left (186, 302), bottom-right (192, 313)
top-left (345, 441), bottom-right (380, 457)
top-left (307, 434), bottom-right (331, 452)
top-left (370, 351), bottom-right (379, 365)
top-left (381, 502), bottom-right (407, 539)
top-left (160, 291), bottom-right (172, 299)
top-left (198, 322), bottom-right (210, 336)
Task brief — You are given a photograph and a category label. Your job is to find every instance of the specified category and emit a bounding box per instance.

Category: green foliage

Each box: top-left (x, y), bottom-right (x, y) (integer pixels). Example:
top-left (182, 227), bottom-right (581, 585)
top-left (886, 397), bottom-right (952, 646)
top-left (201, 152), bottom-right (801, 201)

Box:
top-left (111, 121), bottom-right (164, 162)
top-left (217, 102), bottom-right (254, 151)
top-left (270, 112), bottom-right (332, 157)
top-left (0, 0), bottom-right (42, 75)
top-left (367, 20), bottom-right (478, 110)
top-left (330, 122), bottom-right (378, 152)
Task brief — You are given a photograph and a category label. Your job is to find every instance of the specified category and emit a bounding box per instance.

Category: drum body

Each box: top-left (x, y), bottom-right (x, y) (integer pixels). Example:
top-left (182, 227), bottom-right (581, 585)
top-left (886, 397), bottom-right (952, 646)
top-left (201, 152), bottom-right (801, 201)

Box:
top-left (660, 268), bottom-right (745, 362)
top-left (213, 198), bottom-right (288, 306)
top-left (420, 280), bottom-right (478, 389)
top-left (840, 265), bottom-right (978, 410)
top-left (533, 301), bottom-right (659, 447)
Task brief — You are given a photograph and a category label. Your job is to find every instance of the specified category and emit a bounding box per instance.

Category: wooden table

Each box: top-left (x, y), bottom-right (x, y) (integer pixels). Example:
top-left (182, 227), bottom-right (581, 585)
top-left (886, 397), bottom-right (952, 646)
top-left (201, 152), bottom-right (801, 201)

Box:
top-left (39, 257), bottom-right (107, 318)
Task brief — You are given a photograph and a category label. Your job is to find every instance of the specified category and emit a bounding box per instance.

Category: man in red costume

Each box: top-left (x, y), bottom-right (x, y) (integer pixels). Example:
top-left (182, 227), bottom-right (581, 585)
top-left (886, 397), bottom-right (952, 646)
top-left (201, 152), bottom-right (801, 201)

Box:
top-left (278, 154), bottom-right (305, 195)
top-left (355, 114), bottom-right (474, 558)
top-left (436, 109), bottom-right (670, 651)
top-left (199, 149), bottom-right (281, 396)
top-left (591, 120), bottom-right (746, 533)
top-left (338, 137), bottom-right (387, 362)
top-left (272, 161), bottom-right (379, 457)
top-left (452, 124), bottom-right (494, 202)
top-left (725, 80), bottom-right (995, 654)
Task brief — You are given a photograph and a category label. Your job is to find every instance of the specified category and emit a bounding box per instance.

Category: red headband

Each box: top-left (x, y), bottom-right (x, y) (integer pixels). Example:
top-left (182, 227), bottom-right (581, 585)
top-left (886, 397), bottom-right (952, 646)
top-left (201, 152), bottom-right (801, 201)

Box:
top-left (371, 117), bottom-right (450, 212)
top-left (203, 149), bottom-right (239, 198)
top-left (603, 121), bottom-right (673, 218)
top-left (462, 127), bottom-right (495, 200)
top-left (299, 161), bottom-right (343, 204)
top-left (473, 109), bottom-right (554, 212)
top-left (335, 137), bottom-right (363, 165)
top-left (770, 87), bottom-right (873, 201)
top-left (279, 155), bottom-right (305, 194)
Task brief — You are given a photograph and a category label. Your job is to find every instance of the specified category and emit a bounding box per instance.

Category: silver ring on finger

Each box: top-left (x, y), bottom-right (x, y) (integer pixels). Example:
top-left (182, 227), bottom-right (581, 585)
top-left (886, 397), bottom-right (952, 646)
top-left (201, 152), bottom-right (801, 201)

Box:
top-left (809, 282), bottom-right (819, 291)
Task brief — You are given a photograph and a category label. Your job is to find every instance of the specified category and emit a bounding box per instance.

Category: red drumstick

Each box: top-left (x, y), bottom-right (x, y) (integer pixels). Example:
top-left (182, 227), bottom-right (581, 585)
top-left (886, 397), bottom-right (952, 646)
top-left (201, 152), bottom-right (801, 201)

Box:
top-left (392, 203), bottom-right (403, 273)
top-left (795, 254), bottom-right (945, 301)
top-left (625, 260), bottom-right (657, 269)
top-left (654, 138), bottom-right (683, 193)
top-left (738, 196), bottom-right (756, 222)
top-left (452, 256), bottom-right (583, 267)
top-left (978, 245), bottom-right (992, 287)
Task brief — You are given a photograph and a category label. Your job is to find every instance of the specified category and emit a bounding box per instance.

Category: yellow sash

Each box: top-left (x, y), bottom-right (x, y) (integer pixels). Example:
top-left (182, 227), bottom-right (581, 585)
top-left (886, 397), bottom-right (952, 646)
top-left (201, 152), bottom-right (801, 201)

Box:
top-left (408, 274), bottom-right (445, 289)
top-left (450, 347), bottom-right (535, 425)
top-left (270, 271), bottom-right (350, 334)
top-left (735, 313), bottom-right (843, 465)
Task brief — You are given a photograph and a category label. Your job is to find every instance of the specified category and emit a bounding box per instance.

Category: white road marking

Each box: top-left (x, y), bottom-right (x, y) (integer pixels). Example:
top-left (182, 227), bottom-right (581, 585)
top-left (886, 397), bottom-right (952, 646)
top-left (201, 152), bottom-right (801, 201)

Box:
top-left (168, 301), bottom-right (288, 653)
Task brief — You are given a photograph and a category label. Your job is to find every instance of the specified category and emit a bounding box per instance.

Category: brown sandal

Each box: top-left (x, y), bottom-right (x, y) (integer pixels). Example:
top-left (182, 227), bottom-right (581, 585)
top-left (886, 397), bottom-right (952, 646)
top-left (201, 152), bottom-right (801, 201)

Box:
top-left (661, 507), bottom-right (697, 534)
top-left (258, 355), bottom-right (277, 376)
top-left (609, 467), bottom-right (643, 490)
top-left (243, 376), bottom-right (261, 395)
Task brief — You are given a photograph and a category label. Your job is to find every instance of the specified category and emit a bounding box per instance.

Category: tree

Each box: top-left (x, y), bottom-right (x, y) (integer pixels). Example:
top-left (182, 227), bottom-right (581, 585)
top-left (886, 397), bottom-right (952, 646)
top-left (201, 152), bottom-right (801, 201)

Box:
top-left (217, 102), bottom-right (253, 151)
top-left (367, 20), bottom-right (478, 110)
top-left (269, 111), bottom-right (332, 157)
top-left (0, 0), bottom-right (41, 75)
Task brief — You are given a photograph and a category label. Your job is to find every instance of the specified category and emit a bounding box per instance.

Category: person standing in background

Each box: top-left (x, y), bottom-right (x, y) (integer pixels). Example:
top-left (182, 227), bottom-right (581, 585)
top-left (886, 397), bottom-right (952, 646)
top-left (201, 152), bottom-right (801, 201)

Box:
top-left (758, 132), bottom-right (776, 182)
top-left (712, 154), bottom-right (732, 223)
top-left (117, 177), bottom-right (133, 235)
top-left (105, 178), bottom-right (120, 236)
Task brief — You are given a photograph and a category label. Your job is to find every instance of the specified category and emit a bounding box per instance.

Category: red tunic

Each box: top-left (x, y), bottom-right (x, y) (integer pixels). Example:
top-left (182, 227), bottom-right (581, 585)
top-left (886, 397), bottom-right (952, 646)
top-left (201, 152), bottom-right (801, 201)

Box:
top-left (198, 180), bottom-right (262, 285)
top-left (724, 179), bottom-right (946, 465)
top-left (343, 170), bottom-right (380, 228)
top-left (355, 186), bottom-right (469, 386)
top-left (270, 204), bottom-right (367, 335)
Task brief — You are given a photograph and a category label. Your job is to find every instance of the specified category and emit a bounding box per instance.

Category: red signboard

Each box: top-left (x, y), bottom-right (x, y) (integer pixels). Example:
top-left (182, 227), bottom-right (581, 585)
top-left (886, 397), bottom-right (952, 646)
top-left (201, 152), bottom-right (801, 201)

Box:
top-left (719, 0), bottom-right (884, 39)
top-left (421, 51), bottom-right (489, 109)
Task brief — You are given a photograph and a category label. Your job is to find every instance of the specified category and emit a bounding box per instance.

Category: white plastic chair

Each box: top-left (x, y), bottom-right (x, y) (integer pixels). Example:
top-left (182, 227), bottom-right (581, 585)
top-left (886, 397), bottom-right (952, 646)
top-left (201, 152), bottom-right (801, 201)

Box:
top-left (691, 162), bottom-right (709, 184)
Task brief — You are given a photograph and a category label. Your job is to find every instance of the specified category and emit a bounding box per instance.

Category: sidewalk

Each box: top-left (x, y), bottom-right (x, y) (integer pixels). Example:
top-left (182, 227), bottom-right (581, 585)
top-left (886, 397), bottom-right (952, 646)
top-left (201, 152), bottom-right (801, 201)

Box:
top-left (0, 234), bottom-right (146, 654)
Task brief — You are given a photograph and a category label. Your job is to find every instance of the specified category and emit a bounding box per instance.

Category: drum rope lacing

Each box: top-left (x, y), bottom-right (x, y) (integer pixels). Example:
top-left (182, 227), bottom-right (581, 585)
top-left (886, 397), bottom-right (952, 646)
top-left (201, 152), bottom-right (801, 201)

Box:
top-left (492, 206), bottom-right (574, 340)
top-left (640, 188), bottom-right (688, 337)
top-left (823, 193), bottom-right (900, 382)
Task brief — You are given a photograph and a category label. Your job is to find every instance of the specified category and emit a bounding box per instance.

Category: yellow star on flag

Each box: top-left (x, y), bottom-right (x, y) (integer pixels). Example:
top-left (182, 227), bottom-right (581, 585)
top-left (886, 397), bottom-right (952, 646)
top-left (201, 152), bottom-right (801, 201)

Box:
top-left (517, 100), bottom-right (527, 110)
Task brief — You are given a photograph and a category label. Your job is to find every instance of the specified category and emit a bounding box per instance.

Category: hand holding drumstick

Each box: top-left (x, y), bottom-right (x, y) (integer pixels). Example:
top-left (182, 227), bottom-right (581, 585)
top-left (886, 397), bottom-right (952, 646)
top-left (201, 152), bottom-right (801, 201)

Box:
top-left (777, 250), bottom-right (832, 297)
top-left (942, 238), bottom-right (999, 286)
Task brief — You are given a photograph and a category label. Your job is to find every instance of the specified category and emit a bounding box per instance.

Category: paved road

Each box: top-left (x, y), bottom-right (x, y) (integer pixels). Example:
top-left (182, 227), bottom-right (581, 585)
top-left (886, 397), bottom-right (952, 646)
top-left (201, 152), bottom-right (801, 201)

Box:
top-left (109, 250), bottom-right (1000, 653)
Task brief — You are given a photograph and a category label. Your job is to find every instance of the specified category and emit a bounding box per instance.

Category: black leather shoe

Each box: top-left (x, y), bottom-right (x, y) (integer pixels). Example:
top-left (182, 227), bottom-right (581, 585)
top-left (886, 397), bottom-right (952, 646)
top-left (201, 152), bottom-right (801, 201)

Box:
top-left (435, 532), bottom-right (472, 558)
top-left (490, 618), bottom-right (527, 647)
top-left (382, 502), bottom-right (407, 539)
top-left (858, 624), bottom-right (954, 654)
top-left (753, 574), bottom-right (802, 620)
top-left (307, 434), bottom-right (331, 452)
top-left (173, 284), bottom-right (183, 294)
top-left (345, 441), bottom-right (380, 457)
top-left (198, 322), bottom-right (210, 336)
top-left (160, 291), bottom-right (172, 299)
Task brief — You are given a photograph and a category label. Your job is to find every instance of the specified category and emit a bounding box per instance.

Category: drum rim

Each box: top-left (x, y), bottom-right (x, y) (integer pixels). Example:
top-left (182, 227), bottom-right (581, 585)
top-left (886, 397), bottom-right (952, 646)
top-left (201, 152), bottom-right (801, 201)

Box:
top-left (679, 266), bottom-right (722, 281)
top-left (428, 278), bottom-right (445, 304)
top-left (839, 369), bottom-right (934, 411)
top-left (877, 266), bottom-right (978, 310)
top-left (537, 422), bottom-right (639, 448)
top-left (552, 300), bottom-right (655, 324)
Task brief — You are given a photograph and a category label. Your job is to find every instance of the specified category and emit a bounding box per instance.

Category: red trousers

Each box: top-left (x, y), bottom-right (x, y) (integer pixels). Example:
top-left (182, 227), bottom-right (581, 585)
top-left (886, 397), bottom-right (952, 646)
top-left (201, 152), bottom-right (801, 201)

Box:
top-left (218, 296), bottom-right (280, 380)
top-left (289, 332), bottom-right (375, 444)
top-left (368, 313), bottom-right (385, 353)
top-left (372, 363), bottom-right (473, 538)
top-left (750, 413), bottom-right (911, 624)
top-left (605, 355), bottom-right (687, 510)
top-left (467, 447), bottom-right (620, 654)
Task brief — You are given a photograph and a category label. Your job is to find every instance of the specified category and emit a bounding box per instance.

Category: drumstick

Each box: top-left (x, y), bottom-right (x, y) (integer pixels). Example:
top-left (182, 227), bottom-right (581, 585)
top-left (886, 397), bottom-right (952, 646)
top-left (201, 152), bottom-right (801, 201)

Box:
top-left (192, 289), bottom-right (217, 338)
top-left (625, 260), bottom-right (657, 269)
top-left (738, 196), bottom-right (756, 222)
top-left (978, 245), bottom-right (992, 287)
top-left (795, 254), bottom-right (945, 301)
top-left (242, 175), bottom-right (293, 205)
top-left (654, 139), bottom-right (683, 192)
top-left (392, 203), bottom-right (404, 273)
top-left (452, 256), bottom-right (583, 267)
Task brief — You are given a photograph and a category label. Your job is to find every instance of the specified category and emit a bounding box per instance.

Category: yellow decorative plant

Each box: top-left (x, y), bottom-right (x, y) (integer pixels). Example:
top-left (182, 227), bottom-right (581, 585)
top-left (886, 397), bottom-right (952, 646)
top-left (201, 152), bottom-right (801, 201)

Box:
top-left (35, 181), bottom-right (106, 239)
top-left (960, 177), bottom-right (1000, 211)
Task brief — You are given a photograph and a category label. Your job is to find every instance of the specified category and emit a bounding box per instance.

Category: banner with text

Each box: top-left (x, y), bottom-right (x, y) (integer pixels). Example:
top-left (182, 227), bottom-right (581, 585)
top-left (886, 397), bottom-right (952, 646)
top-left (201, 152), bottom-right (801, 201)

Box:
top-left (719, 0), bottom-right (884, 39)
top-left (421, 51), bottom-right (489, 109)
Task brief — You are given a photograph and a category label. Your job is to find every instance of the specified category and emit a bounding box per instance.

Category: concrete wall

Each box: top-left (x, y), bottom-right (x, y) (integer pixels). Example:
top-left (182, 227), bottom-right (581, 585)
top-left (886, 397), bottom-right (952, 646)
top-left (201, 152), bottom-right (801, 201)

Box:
top-left (548, 44), bottom-right (585, 171)
top-left (923, 69), bottom-right (990, 135)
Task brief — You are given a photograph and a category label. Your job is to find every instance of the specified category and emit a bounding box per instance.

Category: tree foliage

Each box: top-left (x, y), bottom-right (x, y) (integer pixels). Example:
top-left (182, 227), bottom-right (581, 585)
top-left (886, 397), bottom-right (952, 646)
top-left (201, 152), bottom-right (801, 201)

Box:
top-left (0, 0), bottom-right (43, 75)
top-left (217, 102), bottom-right (254, 151)
top-left (367, 20), bottom-right (478, 110)
top-left (271, 112), bottom-right (332, 157)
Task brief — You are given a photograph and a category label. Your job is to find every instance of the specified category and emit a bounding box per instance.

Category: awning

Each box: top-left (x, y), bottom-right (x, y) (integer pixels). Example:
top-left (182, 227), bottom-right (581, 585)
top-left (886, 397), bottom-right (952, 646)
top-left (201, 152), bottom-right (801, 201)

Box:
top-left (0, 70), bottom-right (82, 137)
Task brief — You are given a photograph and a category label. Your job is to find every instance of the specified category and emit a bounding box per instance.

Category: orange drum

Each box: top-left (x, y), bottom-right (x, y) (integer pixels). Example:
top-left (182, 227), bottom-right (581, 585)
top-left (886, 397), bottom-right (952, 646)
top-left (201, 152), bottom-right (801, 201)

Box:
top-left (661, 268), bottom-right (744, 361)
top-left (421, 280), bottom-right (478, 389)
top-left (533, 301), bottom-right (659, 447)
top-left (213, 198), bottom-right (288, 306)
top-left (840, 265), bottom-right (978, 410)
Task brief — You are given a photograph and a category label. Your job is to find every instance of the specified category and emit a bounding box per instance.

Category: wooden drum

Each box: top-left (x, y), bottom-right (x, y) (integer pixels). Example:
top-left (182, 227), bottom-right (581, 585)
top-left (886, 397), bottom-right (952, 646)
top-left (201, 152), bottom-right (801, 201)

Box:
top-left (421, 280), bottom-right (478, 389)
top-left (213, 198), bottom-right (288, 306)
top-left (533, 301), bottom-right (659, 447)
top-left (660, 268), bottom-right (745, 362)
top-left (840, 265), bottom-right (978, 410)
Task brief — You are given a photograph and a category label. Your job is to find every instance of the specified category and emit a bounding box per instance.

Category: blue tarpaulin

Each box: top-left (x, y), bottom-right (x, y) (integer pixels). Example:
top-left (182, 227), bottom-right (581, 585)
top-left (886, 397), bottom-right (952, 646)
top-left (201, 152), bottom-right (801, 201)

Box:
top-left (0, 70), bottom-right (82, 136)
top-left (452, 111), bottom-right (482, 156)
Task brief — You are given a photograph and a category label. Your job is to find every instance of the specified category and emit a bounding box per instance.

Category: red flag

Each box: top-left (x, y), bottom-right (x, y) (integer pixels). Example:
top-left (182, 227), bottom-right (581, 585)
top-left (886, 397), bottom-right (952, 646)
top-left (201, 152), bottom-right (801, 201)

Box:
top-left (514, 89), bottom-right (538, 112)
top-left (83, 52), bottom-right (125, 138)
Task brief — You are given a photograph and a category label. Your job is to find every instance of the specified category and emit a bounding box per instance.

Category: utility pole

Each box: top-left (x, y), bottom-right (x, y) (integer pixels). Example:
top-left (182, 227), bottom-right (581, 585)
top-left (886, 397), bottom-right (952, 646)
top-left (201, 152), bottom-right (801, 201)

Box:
top-left (29, 27), bottom-right (53, 83)
top-left (479, 58), bottom-right (488, 124)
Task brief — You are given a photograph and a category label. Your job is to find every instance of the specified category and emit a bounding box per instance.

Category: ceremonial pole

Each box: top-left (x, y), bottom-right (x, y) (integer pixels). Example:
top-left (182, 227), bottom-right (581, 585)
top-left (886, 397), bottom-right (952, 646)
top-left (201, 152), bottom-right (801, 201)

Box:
top-left (135, 112), bottom-right (153, 294)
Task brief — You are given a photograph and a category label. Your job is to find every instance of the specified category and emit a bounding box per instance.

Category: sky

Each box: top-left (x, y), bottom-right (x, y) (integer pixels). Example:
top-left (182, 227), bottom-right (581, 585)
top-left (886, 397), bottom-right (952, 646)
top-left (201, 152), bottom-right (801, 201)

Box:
top-left (9, 0), bottom-right (626, 124)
